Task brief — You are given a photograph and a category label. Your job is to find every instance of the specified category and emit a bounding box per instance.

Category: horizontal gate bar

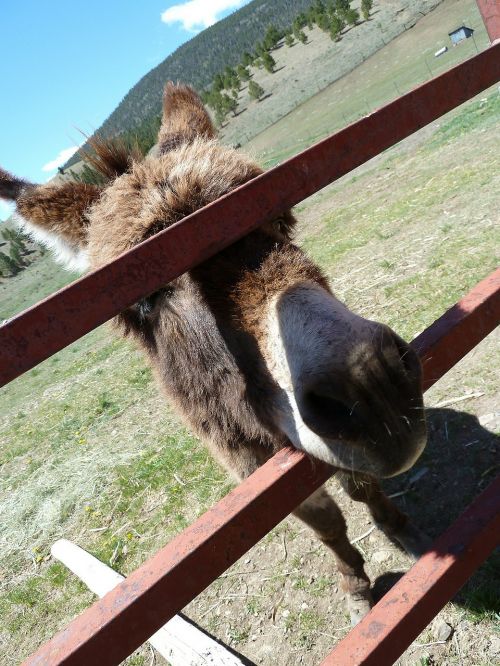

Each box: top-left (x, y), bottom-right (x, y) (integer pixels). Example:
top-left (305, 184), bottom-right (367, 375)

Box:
top-left (321, 474), bottom-right (500, 666)
top-left (412, 266), bottom-right (500, 391)
top-left (23, 268), bottom-right (500, 666)
top-left (476, 0), bottom-right (500, 43)
top-left (24, 449), bottom-right (334, 666)
top-left (2, 42), bottom-right (499, 388)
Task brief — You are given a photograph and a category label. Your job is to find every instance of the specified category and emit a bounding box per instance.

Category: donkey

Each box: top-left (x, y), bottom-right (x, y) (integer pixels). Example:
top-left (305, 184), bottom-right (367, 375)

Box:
top-left (1, 83), bottom-right (430, 624)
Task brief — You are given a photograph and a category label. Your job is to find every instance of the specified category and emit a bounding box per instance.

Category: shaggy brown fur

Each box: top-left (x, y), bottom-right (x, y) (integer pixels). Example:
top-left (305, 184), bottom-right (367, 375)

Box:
top-left (17, 181), bottom-right (101, 247)
top-left (0, 82), bottom-right (429, 625)
top-left (158, 82), bottom-right (217, 154)
top-left (0, 166), bottom-right (30, 200)
top-left (86, 138), bottom-right (264, 267)
top-left (80, 134), bottom-right (144, 182)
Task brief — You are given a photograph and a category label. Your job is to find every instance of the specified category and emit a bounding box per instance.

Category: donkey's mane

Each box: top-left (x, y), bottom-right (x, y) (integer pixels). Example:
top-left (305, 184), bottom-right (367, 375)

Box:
top-left (79, 134), bottom-right (144, 183)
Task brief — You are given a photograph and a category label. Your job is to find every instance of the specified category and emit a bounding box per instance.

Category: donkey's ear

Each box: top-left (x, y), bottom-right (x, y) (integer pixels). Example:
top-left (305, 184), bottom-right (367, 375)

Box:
top-left (1, 166), bottom-right (101, 272)
top-left (0, 166), bottom-right (30, 201)
top-left (157, 82), bottom-right (216, 154)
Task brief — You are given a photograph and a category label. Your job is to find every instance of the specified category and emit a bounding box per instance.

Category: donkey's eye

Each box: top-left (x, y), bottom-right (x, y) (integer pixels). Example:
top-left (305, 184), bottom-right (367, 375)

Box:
top-left (135, 286), bottom-right (173, 320)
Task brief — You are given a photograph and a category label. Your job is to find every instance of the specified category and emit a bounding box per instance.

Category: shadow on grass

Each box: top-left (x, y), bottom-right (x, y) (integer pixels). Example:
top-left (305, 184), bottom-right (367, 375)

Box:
top-left (373, 406), bottom-right (500, 617)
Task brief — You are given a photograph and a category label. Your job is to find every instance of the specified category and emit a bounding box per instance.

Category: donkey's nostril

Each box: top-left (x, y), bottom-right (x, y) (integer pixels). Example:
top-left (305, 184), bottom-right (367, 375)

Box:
top-left (300, 389), bottom-right (362, 440)
top-left (390, 332), bottom-right (421, 381)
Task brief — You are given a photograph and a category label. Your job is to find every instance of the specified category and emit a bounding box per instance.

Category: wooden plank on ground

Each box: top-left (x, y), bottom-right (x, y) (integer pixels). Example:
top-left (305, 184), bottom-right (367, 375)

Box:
top-left (51, 539), bottom-right (247, 666)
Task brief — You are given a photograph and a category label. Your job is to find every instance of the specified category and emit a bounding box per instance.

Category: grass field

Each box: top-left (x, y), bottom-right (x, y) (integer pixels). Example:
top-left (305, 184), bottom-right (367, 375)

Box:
top-left (1, 11), bottom-right (499, 666)
top-left (217, 0), bottom-right (448, 149)
top-left (243, 0), bottom-right (490, 168)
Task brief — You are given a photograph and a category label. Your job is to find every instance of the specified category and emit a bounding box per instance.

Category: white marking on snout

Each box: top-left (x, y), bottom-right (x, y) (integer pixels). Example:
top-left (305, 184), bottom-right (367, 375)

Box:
top-left (264, 282), bottom-right (426, 476)
top-left (265, 284), bottom-right (358, 468)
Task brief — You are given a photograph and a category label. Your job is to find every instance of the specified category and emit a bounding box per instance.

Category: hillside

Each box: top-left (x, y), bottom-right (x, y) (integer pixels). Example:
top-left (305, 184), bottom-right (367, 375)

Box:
top-left (239, 0), bottom-right (490, 163)
top-left (218, 0), bottom-right (452, 148)
top-left (65, 0), bottom-right (316, 168)
top-left (66, 0), bottom-right (447, 170)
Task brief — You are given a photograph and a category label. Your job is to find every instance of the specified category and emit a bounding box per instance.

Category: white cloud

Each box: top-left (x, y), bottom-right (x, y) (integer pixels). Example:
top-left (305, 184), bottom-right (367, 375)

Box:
top-left (42, 145), bottom-right (80, 173)
top-left (161, 0), bottom-right (245, 32)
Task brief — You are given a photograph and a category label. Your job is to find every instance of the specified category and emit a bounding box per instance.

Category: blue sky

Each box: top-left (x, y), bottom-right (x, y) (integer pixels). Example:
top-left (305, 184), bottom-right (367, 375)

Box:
top-left (0, 0), bottom-right (251, 220)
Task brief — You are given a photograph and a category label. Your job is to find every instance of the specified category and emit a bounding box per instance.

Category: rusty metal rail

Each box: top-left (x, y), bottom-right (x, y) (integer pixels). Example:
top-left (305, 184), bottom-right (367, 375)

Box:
top-left (413, 267), bottom-right (500, 391)
top-left (321, 474), bottom-right (500, 666)
top-left (6, 9), bottom-right (500, 665)
top-left (476, 0), bottom-right (500, 42)
top-left (23, 269), bottom-right (500, 666)
top-left (1, 42), bottom-right (499, 388)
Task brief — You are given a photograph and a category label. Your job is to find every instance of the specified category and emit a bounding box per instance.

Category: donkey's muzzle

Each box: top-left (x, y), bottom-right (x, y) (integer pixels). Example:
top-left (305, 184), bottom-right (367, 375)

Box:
top-left (295, 325), bottom-right (426, 477)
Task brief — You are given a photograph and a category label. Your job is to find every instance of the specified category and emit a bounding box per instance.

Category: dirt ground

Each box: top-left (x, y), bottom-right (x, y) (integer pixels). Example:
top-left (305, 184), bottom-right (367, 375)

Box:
top-left (0, 10), bottom-right (498, 666)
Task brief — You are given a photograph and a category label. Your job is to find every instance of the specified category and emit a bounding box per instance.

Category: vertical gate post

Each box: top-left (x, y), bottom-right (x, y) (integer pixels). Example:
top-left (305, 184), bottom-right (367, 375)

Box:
top-left (476, 0), bottom-right (500, 43)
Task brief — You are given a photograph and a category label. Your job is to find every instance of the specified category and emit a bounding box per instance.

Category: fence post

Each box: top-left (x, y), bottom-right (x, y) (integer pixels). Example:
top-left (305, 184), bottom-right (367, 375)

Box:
top-left (476, 0), bottom-right (500, 43)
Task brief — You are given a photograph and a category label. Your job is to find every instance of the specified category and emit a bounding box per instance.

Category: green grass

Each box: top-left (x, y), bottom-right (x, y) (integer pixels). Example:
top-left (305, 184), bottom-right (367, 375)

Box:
top-left (284, 608), bottom-right (327, 650)
top-left (0, 253), bottom-right (234, 661)
top-left (1, 28), bottom-right (499, 665)
top-left (0, 252), bottom-right (77, 321)
top-left (427, 93), bottom-right (500, 150)
top-left (299, 88), bottom-right (500, 343)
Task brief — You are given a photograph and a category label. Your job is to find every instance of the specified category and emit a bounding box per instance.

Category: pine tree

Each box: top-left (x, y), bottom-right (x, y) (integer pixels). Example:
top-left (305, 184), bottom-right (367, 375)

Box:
top-left (312, 0), bottom-right (326, 20)
top-left (254, 42), bottom-right (267, 58)
top-left (213, 73), bottom-right (224, 92)
top-left (344, 7), bottom-right (359, 26)
top-left (221, 92), bottom-right (238, 116)
top-left (329, 14), bottom-right (345, 39)
top-left (14, 235), bottom-right (28, 254)
top-left (223, 66), bottom-right (239, 91)
top-left (296, 12), bottom-right (308, 27)
top-left (261, 51), bottom-right (276, 73)
top-left (242, 52), bottom-right (254, 67)
top-left (236, 64), bottom-right (251, 81)
top-left (215, 107), bottom-right (226, 127)
top-left (284, 32), bottom-right (295, 47)
top-left (361, 0), bottom-right (373, 20)
top-left (297, 29), bottom-right (308, 44)
top-left (293, 19), bottom-right (308, 43)
top-left (248, 80), bottom-right (265, 101)
top-left (9, 243), bottom-right (25, 269)
top-left (0, 227), bottom-right (16, 242)
top-left (2, 228), bottom-right (29, 254)
top-left (316, 11), bottom-right (330, 32)
top-left (263, 25), bottom-right (282, 51)
top-left (334, 0), bottom-right (350, 11)
top-left (0, 250), bottom-right (19, 276)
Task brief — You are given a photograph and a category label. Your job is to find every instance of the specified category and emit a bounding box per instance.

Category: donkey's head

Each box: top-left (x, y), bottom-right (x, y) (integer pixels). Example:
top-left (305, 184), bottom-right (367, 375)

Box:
top-left (1, 83), bottom-right (426, 478)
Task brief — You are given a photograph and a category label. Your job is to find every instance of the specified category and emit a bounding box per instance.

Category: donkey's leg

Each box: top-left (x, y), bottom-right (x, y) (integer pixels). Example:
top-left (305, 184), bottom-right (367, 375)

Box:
top-left (213, 442), bottom-right (372, 624)
top-left (293, 487), bottom-right (373, 625)
top-left (337, 472), bottom-right (432, 559)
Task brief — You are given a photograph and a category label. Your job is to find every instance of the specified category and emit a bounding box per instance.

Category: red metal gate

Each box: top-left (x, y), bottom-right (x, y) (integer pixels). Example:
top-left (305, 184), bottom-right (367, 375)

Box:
top-left (1, 6), bottom-right (498, 665)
